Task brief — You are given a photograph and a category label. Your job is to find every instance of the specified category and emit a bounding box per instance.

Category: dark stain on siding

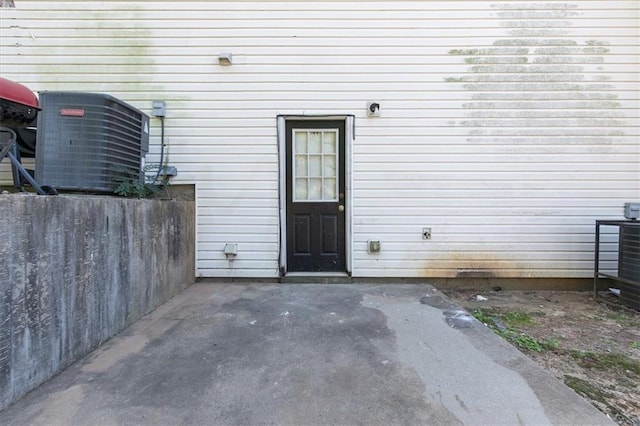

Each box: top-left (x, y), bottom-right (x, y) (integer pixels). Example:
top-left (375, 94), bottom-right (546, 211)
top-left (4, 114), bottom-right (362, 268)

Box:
top-left (439, 2), bottom-right (629, 277)
top-left (448, 2), bottom-right (626, 139)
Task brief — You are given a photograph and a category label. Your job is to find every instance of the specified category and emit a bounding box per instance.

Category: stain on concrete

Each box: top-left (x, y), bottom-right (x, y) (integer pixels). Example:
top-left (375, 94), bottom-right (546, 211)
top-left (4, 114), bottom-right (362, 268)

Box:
top-left (442, 310), bottom-right (476, 329)
top-left (43, 285), bottom-right (443, 425)
top-left (366, 289), bottom-right (554, 425)
top-left (419, 294), bottom-right (457, 310)
top-left (0, 284), bottom-right (613, 426)
top-left (0, 285), bottom-right (456, 424)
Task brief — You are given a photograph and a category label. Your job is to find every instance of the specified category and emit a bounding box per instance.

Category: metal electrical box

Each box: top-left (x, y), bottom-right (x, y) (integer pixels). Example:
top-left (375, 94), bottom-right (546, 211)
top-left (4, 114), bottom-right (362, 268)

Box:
top-left (625, 202), bottom-right (640, 220)
top-left (35, 92), bottom-right (149, 192)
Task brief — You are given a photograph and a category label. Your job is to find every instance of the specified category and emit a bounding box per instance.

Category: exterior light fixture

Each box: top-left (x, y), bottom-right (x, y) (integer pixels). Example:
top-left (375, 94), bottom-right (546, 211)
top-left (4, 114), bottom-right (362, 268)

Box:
top-left (218, 53), bottom-right (233, 66)
top-left (367, 101), bottom-right (381, 117)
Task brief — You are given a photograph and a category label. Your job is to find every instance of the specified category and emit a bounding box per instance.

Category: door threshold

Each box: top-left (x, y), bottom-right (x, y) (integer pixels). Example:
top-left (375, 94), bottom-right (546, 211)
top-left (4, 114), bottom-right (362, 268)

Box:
top-left (282, 272), bottom-right (352, 284)
top-left (286, 272), bottom-right (349, 277)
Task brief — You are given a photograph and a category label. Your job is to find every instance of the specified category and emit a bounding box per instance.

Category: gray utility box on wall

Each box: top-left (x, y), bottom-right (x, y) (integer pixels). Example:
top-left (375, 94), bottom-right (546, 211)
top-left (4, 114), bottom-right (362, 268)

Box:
top-left (35, 92), bottom-right (149, 193)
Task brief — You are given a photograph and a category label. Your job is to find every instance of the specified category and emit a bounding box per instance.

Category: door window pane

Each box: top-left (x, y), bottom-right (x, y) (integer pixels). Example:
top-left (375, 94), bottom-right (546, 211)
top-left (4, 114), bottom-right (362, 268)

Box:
top-left (323, 178), bottom-right (337, 200)
top-left (308, 178), bottom-right (322, 200)
top-left (323, 132), bottom-right (336, 153)
top-left (323, 156), bottom-right (336, 178)
top-left (293, 129), bottom-right (339, 201)
top-left (295, 132), bottom-right (308, 154)
top-left (308, 155), bottom-right (322, 177)
top-left (308, 132), bottom-right (322, 153)
top-left (295, 155), bottom-right (307, 176)
top-left (295, 178), bottom-right (308, 200)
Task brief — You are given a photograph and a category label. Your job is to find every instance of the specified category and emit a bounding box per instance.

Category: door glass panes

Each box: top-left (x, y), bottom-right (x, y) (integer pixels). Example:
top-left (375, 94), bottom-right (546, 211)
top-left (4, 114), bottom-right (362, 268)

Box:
top-left (295, 132), bottom-right (308, 154)
top-left (323, 178), bottom-right (336, 200)
top-left (309, 131), bottom-right (322, 153)
top-left (293, 129), bottom-right (339, 201)
top-left (323, 156), bottom-right (336, 177)
top-left (308, 178), bottom-right (322, 200)
top-left (295, 155), bottom-right (307, 176)
top-left (295, 178), bottom-right (308, 200)
top-left (323, 132), bottom-right (336, 153)
top-left (309, 155), bottom-right (322, 176)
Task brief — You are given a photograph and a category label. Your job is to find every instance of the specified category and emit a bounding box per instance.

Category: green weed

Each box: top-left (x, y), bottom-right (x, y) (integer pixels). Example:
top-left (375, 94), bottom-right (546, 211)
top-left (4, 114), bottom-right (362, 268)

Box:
top-left (472, 308), bottom-right (498, 326)
top-left (472, 308), bottom-right (558, 353)
top-left (112, 163), bottom-right (170, 198)
top-left (564, 375), bottom-right (611, 403)
top-left (571, 350), bottom-right (640, 376)
top-left (501, 311), bottom-right (534, 327)
top-left (499, 330), bottom-right (559, 352)
top-left (605, 312), bottom-right (627, 322)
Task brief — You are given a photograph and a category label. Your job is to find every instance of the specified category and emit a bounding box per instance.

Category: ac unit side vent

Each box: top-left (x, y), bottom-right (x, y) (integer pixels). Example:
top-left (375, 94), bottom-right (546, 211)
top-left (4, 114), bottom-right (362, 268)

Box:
top-left (618, 224), bottom-right (640, 310)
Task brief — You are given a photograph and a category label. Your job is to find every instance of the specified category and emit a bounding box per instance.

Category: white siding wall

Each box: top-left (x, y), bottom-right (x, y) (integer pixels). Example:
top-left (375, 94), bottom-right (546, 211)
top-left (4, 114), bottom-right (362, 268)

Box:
top-left (1, 1), bottom-right (638, 278)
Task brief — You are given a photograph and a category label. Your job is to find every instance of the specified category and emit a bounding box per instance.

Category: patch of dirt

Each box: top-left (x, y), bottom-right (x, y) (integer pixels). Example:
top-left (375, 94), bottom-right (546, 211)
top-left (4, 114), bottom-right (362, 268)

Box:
top-left (442, 289), bottom-right (640, 425)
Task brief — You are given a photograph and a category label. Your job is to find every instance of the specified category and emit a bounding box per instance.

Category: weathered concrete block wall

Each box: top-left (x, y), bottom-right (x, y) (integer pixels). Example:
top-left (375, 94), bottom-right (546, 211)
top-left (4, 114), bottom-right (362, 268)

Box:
top-left (0, 194), bottom-right (195, 410)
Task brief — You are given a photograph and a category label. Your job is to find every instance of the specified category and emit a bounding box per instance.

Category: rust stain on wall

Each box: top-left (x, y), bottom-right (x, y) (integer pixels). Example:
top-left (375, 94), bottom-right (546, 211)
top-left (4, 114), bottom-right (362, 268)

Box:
top-left (420, 252), bottom-right (530, 279)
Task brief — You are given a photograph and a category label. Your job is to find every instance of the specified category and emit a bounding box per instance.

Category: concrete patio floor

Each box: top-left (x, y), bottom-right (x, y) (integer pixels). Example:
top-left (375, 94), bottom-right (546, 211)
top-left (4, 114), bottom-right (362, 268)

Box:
top-left (0, 282), bottom-right (613, 425)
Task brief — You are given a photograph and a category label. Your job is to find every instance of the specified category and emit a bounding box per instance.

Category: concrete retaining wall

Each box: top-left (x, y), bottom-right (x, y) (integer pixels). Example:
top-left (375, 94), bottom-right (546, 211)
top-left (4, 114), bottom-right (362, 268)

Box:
top-left (0, 194), bottom-right (195, 410)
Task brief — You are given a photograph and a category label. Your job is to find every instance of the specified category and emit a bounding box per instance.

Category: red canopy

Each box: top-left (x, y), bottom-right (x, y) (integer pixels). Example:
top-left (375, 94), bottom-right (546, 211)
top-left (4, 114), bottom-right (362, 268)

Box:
top-left (0, 77), bottom-right (40, 109)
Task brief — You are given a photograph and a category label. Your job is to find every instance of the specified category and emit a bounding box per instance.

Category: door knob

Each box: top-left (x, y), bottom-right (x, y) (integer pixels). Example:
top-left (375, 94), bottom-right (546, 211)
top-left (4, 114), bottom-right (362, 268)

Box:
top-left (338, 205), bottom-right (345, 212)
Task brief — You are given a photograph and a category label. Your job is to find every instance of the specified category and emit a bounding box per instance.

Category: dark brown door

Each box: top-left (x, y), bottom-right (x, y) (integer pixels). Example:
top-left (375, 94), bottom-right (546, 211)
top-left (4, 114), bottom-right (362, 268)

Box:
top-left (286, 120), bottom-right (346, 272)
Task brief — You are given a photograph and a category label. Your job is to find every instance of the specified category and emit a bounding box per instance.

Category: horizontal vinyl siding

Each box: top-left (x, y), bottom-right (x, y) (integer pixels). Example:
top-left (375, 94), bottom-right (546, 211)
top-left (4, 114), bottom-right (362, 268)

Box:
top-left (1, 1), bottom-right (638, 278)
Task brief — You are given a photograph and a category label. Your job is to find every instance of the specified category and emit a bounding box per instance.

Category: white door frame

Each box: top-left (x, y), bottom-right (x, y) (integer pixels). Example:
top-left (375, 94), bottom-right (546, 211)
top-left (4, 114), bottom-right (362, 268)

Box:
top-left (277, 115), bottom-right (354, 276)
